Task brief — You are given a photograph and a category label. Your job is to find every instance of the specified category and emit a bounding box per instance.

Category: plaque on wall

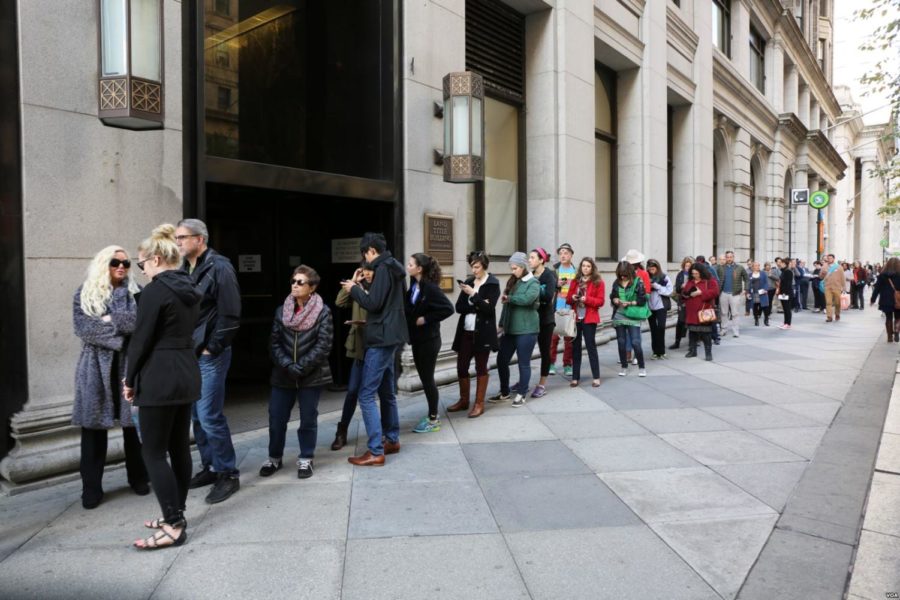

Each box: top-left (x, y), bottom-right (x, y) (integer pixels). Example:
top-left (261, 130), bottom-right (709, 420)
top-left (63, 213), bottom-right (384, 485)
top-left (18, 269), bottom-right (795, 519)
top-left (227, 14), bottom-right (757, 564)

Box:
top-left (424, 214), bottom-right (453, 265)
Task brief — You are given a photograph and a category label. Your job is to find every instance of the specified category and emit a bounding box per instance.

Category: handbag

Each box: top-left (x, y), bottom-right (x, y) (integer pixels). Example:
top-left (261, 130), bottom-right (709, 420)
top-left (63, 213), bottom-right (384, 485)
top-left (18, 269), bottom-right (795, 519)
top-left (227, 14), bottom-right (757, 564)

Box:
top-left (698, 305), bottom-right (717, 323)
top-left (888, 279), bottom-right (900, 310)
top-left (840, 292), bottom-right (851, 311)
top-left (554, 309), bottom-right (576, 338)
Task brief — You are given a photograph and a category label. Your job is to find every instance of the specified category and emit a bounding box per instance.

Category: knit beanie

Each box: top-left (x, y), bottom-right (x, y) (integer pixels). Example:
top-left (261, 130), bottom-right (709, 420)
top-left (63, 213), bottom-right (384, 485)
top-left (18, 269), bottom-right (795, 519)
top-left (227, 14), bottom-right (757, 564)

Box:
top-left (509, 252), bottom-right (529, 269)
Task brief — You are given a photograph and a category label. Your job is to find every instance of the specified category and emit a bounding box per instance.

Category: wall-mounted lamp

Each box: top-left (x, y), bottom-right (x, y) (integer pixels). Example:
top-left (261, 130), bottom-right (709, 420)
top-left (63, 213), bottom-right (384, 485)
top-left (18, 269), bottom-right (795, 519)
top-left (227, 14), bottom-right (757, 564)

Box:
top-left (441, 71), bottom-right (484, 183)
top-left (98, 0), bottom-right (164, 130)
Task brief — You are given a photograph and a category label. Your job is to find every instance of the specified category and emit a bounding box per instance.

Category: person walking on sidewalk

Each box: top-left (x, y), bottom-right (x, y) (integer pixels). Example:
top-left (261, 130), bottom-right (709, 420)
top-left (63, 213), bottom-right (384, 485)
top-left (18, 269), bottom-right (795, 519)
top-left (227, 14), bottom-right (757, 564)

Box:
top-left (125, 224), bottom-right (202, 550)
top-left (448, 251), bottom-right (500, 418)
top-left (491, 252), bottom-right (540, 407)
top-left (405, 253), bottom-right (454, 434)
top-left (610, 261), bottom-right (649, 376)
top-left (853, 261), bottom-right (868, 310)
top-left (715, 250), bottom-right (749, 338)
top-left (669, 257), bottom-right (693, 351)
top-left (646, 259), bottom-right (673, 359)
top-left (776, 257), bottom-right (794, 330)
top-left (870, 257), bottom-right (900, 343)
top-left (550, 243), bottom-right (577, 377)
top-left (529, 248), bottom-right (558, 398)
top-left (73, 246), bottom-right (149, 509)
top-left (176, 219), bottom-right (242, 505)
top-left (820, 253), bottom-right (844, 322)
top-left (681, 264), bottom-right (719, 361)
top-left (342, 232), bottom-right (408, 466)
top-left (261, 265), bottom-right (333, 480)
top-left (566, 257), bottom-right (605, 387)
top-left (747, 261), bottom-right (771, 326)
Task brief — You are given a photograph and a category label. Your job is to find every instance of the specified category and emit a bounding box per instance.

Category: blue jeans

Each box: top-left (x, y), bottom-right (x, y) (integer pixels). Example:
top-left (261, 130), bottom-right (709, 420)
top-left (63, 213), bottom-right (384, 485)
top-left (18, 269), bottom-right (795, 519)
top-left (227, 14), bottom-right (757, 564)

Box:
top-left (268, 385), bottom-right (322, 459)
top-left (615, 326), bottom-right (644, 368)
top-left (497, 333), bottom-right (538, 395)
top-left (192, 347), bottom-right (238, 475)
top-left (358, 345), bottom-right (400, 456)
top-left (339, 359), bottom-right (393, 428)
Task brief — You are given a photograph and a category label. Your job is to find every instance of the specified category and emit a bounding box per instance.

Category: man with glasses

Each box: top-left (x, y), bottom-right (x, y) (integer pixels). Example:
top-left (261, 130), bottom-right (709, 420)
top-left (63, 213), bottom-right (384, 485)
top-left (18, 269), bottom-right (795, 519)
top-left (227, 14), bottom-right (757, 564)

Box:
top-left (715, 250), bottom-right (749, 338)
top-left (175, 218), bottom-right (242, 503)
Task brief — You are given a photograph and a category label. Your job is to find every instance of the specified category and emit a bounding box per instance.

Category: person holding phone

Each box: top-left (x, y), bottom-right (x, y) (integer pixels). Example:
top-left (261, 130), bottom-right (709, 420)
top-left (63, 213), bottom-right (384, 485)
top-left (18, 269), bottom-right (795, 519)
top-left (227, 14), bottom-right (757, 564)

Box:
top-left (566, 257), bottom-right (605, 387)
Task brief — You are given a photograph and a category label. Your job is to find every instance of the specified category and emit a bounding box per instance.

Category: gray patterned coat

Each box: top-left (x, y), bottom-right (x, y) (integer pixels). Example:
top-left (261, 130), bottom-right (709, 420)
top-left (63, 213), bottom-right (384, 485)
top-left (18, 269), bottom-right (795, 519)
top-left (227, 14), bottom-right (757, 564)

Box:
top-left (72, 284), bottom-right (137, 429)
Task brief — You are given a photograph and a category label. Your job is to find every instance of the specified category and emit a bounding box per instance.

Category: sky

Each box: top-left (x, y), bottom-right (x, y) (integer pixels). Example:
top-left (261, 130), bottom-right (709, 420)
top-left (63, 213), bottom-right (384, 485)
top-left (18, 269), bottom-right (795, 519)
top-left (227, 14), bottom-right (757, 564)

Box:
top-left (833, 0), bottom-right (900, 126)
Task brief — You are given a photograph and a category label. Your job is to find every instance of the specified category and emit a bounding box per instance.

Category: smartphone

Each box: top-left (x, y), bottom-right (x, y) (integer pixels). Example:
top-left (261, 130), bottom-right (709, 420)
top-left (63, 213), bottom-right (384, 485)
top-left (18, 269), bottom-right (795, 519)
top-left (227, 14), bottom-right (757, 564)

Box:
top-left (457, 279), bottom-right (467, 286)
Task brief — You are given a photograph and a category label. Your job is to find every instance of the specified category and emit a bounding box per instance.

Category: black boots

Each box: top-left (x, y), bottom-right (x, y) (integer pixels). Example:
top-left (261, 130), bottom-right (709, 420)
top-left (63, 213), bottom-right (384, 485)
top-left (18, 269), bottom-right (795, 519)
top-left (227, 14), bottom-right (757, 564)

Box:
top-left (331, 422), bottom-right (348, 451)
top-left (685, 333), bottom-right (698, 358)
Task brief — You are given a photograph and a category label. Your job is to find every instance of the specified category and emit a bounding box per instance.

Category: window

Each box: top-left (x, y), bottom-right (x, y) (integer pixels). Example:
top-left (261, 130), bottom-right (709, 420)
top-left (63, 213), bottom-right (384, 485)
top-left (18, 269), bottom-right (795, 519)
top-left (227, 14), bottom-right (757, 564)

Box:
top-left (217, 86), bottom-right (231, 111)
top-left (712, 0), bottom-right (731, 57)
top-left (749, 26), bottom-right (766, 93)
top-left (795, 1), bottom-right (805, 34)
top-left (214, 0), bottom-right (230, 16)
top-left (482, 98), bottom-right (521, 256)
top-left (595, 66), bottom-right (617, 260)
top-left (215, 50), bottom-right (229, 68)
top-left (667, 105), bottom-right (674, 262)
top-left (817, 39), bottom-right (826, 72)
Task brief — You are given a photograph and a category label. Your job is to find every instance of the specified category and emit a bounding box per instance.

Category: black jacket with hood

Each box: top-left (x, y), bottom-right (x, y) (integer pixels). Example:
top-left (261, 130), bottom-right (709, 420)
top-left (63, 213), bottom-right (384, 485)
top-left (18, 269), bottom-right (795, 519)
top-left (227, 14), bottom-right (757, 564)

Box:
top-left (126, 269), bottom-right (202, 407)
top-left (349, 250), bottom-right (410, 348)
top-left (183, 248), bottom-right (241, 356)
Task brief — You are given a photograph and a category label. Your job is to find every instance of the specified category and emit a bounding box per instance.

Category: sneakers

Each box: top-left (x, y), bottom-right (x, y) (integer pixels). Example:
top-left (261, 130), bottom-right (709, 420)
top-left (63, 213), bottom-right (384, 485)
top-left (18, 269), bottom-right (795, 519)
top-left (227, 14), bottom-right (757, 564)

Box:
top-left (259, 458), bottom-right (282, 477)
top-left (632, 357), bottom-right (638, 365)
top-left (732, 332), bottom-right (740, 338)
top-left (563, 366), bottom-right (573, 377)
top-left (205, 474), bottom-right (240, 504)
top-left (511, 394), bottom-right (526, 408)
top-left (548, 364), bottom-right (556, 376)
top-left (618, 367), bottom-right (627, 377)
top-left (531, 385), bottom-right (547, 398)
top-left (638, 369), bottom-right (647, 377)
top-left (188, 466), bottom-right (217, 489)
top-left (412, 416), bottom-right (442, 433)
top-left (487, 392), bottom-right (510, 403)
top-left (297, 459), bottom-right (314, 479)
top-left (778, 324), bottom-right (792, 330)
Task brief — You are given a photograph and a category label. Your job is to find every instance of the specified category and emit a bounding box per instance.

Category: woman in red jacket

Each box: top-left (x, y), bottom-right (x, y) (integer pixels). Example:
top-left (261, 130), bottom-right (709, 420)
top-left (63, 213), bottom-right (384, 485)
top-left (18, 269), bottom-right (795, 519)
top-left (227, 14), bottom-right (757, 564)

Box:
top-left (566, 257), bottom-right (605, 387)
top-left (681, 263), bottom-right (720, 361)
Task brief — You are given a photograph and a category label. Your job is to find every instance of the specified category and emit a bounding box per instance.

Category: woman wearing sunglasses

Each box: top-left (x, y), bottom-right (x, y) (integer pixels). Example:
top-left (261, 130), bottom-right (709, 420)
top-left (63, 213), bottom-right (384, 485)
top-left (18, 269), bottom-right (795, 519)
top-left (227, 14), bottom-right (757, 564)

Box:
top-left (259, 265), bottom-right (334, 480)
top-left (72, 245), bottom-right (149, 509)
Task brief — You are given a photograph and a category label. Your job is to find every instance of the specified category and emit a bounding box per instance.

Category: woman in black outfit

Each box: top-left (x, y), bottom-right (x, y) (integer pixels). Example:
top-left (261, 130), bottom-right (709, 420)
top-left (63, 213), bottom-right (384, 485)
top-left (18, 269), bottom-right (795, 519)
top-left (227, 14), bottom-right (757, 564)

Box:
top-left (405, 253), bottom-right (454, 433)
top-left (528, 248), bottom-right (557, 398)
top-left (870, 257), bottom-right (900, 342)
top-left (776, 257), bottom-right (794, 330)
top-left (124, 224), bottom-right (201, 550)
top-left (448, 251), bottom-right (500, 418)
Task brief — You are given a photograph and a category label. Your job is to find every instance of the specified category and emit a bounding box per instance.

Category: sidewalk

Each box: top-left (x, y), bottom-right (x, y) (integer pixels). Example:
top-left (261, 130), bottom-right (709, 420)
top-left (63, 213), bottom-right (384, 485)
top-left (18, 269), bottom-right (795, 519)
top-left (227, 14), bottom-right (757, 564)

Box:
top-left (0, 308), bottom-right (891, 600)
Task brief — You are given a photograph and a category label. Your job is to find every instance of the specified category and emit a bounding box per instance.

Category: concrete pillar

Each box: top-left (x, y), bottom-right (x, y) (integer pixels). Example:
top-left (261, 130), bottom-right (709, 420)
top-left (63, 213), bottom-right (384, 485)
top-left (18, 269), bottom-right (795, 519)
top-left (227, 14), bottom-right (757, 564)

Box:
top-left (731, 129), bottom-right (753, 258)
top-left (859, 158), bottom-right (881, 264)
top-left (784, 64), bottom-right (798, 114)
top-left (798, 84), bottom-right (810, 128)
top-left (790, 169), bottom-right (809, 261)
top-left (834, 152), bottom-right (854, 260)
top-left (769, 39), bottom-right (785, 112)
top-left (731, 0), bottom-right (750, 82)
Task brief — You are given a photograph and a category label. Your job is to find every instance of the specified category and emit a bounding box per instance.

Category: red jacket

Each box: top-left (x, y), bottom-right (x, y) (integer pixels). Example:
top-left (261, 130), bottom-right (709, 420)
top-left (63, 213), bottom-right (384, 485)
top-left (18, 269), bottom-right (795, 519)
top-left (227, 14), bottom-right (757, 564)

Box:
top-left (566, 277), bottom-right (606, 324)
top-left (682, 278), bottom-right (720, 325)
top-left (636, 268), bottom-right (652, 301)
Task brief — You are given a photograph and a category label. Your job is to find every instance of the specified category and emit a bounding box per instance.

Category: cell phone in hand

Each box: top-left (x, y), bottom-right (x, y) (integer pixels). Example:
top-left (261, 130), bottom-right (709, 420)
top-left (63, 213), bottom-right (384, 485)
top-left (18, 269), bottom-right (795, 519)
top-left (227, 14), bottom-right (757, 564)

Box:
top-left (457, 279), bottom-right (467, 286)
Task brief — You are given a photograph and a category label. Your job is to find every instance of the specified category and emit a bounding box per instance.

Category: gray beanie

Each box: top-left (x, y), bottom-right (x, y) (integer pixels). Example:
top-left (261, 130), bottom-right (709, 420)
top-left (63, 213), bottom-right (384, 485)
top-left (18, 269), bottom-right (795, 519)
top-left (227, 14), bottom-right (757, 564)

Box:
top-left (509, 252), bottom-right (529, 269)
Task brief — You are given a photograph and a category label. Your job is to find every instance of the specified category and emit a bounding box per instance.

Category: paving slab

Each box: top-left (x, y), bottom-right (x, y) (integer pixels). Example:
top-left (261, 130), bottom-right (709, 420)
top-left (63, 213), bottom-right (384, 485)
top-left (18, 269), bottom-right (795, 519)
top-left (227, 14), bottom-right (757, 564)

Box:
top-left (599, 390), bottom-right (688, 410)
top-left (536, 411), bottom-right (649, 439)
top-left (622, 407), bottom-right (738, 433)
top-left (462, 440), bottom-right (591, 478)
top-left (637, 375), bottom-right (723, 391)
top-left (450, 414), bottom-right (556, 444)
top-left (778, 401), bottom-right (843, 425)
top-left (564, 435), bottom-right (700, 473)
top-left (342, 534), bottom-right (529, 600)
top-left (350, 443), bottom-right (476, 484)
top-left (651, 514), bottom-right (779, 600)
top-left (701, 405), bottom-right (819, 430)
top-left (749, 426), bottom-right (828, 459)
top-left (861, 472), bottom-right (900, 538)
top-left (523, 388), bottom-right (615, 414)
top-left (0, 482), bottom-right (80, 562)
top-left (662, 386), bottom-right (764, 408)
top-left (847, 530), bottom-right (900, 600)
top-left (875, 431), bottom-right (900, 473)
top-left (659, 431), bottom-right (806, 466)
top-left (505, 526), bottom-right (721, 600)
top-left (600, 467), bottom-right (777, 523)
top-left (795, 382), bottom-right (854, 402)
top-left (239, 445), bottom-right (355, 485)
top-left (736, 385), bottom-right (835, 405)
top-left (711, 461), bottom-right (808, 511)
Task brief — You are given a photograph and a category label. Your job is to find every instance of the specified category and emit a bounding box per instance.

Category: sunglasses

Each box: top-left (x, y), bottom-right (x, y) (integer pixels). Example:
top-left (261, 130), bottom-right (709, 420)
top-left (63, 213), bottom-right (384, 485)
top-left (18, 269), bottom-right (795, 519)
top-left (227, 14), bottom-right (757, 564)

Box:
top-left (290, 279), bottom-right (310, 287)
top-left (109, 259), bottom-right (131, 269)
top-left (136, 258), bottom-right (151, 272)
top-left (175, 234), bottom-right (201, 242)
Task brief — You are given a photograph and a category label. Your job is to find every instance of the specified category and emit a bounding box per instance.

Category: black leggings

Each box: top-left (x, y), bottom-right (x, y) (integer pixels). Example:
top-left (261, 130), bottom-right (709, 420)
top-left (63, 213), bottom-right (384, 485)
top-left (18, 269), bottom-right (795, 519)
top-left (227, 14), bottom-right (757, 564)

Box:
top-left (139, 404), bottom-right (192, 524)
top-left (412, 336), bottom-right (441, 419)
top-left (537, 322), bottom-right (554, 377)
top-left (781, 299), bottom-right (793, 325)
top-left (752, 302), bottom-right (771, 320)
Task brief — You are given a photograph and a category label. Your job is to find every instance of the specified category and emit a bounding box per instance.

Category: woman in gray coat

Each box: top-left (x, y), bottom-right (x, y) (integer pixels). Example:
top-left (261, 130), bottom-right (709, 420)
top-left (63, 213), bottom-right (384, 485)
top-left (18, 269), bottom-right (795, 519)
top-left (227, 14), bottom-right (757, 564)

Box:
top-left (73, 245), bottom-right (149, 508)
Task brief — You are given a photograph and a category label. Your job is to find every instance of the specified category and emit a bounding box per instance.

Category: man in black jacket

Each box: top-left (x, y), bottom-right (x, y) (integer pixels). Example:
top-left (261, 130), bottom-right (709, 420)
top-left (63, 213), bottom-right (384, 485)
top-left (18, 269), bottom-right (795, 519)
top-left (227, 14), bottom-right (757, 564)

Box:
top-left (341, 232), bottom-right (409, 466)
top-left (176, 218), bottom-right (242, 504)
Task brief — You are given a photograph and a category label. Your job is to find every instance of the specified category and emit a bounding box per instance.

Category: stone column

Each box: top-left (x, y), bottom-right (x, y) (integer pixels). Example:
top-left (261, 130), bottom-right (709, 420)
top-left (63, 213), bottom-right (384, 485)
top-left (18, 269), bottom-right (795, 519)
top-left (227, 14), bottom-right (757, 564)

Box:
top-left (790, 168), bottom-right (809, 261)
top-left (731, 0), bottom-right (751, 82)
top-left (784, 64), bottom-right (798, 114)
top-left (834, 152), bottom-right (854, 260)
top-left (798, 84), bottom-right (810, 128)
top-left (859, 158), bottom-right (880, 264)
top-left (769, 38), bottom-right (785, 112)
top-left (729, 129), bottom-right (752, 258)
top-left (810, 99), bottom-right (820, 130)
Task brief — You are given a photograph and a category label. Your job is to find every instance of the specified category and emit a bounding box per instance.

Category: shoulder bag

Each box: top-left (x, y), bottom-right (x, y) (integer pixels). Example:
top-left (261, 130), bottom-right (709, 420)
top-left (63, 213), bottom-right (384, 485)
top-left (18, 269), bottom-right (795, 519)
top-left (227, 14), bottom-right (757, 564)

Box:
top-left (888, 278), bottom-right (900, 310)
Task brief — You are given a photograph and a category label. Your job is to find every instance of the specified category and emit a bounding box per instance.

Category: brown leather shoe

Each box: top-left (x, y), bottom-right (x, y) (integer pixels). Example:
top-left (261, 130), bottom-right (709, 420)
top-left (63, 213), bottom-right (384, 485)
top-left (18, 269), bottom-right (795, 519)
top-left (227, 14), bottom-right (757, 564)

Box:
top-left (447, 377), bottom-right (470, 412)
top-left (348, 451), bottom-right (385, 466)
top-left (468, 375), bottom-right (489, 418)
top-left (383, 440), bottom-right (401, 455)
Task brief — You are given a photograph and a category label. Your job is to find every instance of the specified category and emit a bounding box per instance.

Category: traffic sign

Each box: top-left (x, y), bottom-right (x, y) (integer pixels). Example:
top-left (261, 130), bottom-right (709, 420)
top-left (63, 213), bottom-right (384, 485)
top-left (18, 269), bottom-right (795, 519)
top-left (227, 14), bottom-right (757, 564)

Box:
top-left (881, 239), bottom-right (889, 248)
top-left (791, 189), bottom-right (809, 205)
top-left (809, 190), bottom-right (830, 209)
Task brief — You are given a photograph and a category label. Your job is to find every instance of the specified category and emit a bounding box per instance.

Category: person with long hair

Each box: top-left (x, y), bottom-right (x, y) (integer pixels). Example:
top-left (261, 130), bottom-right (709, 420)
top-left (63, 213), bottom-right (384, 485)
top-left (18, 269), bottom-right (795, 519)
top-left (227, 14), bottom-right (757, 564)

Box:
top-left (73, 246), bottom-right (149, 509)
top-left (610, 261), bottom-right (649, 376)
top-left (528, 248), bottom-right (557, 398)
top-left (776, 257), bottom-right (794, 330)
top-left (261, 265), bottom-right (333, 479)
top-left (491, 252), bottom-right (540, 407)
top-left (405, 253), bottom-right (454, 433)
top-left (748, 261), bottom-right (771, 326)
top-left (669, 257), bottom-right (693, 350)
top-left (681, 263), bottom-right (720, 361)
top-left (646, 259), bottom-right (673, 359)
top-left (448, 251), bottom-right (500, 418)
top-left (566, 257), bottom-right (605, 387)
top-left (853, 260), bottom-right (868, 310)
top-left (871, 257), bottom-right (900, 342)
top-left (124, 224), bottom-right (202, 549)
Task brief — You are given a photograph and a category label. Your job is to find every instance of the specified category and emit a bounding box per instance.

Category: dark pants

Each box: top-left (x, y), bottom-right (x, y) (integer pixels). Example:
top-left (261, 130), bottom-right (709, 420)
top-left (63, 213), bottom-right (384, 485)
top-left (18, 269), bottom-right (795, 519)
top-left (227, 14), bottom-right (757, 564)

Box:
top-left (648, 308), bottom-right (668, 356)
top-left (615, 326), bottom-right (644, 368)
top-left (674, 306), bottom-right (686, 343)
top-left (767, 289), bottom-right (777, 311)
top-left (799, 281), bottom-right (810, 309)
top-left (537, 323), bottom-right (554, 377)
top-left (811, 285), bottom-right (824, 310)
top-left (456, 331), bottom-right (490, 378)
top-left (781, 299), bottom-right (793, 325)
top-left (139, 404), bottom-right (192, 524)
top-left (752, 302), bottom-right (771, 321)
top-left (268, 385), bottom-right (322, 459)
top-left (852, 284), bottom-right (866, 309)
top-left (412, 336), bottom-right (441, 419)
top-left (688, 331), bottom-right (712, 356)
top-left (572, 322), bottom-right (600, 381)
top-left (497, 333), bottom-right (538, 396)
top-left (80, 426), bottom-right (148, 498)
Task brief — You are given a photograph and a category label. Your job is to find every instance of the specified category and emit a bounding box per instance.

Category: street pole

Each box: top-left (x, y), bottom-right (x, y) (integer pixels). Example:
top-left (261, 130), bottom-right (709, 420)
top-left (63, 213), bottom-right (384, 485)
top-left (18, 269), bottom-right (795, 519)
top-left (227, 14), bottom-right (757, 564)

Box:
top-left (788, 205), bottom-right (792, 259)
top-left (817, 209), bottom-right (823, 262)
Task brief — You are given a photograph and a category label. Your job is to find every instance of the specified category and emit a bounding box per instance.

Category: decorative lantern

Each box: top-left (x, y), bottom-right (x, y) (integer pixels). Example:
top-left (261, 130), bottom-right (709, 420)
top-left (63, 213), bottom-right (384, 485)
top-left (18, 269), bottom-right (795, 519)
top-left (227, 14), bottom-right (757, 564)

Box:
top-left (442, 72), bottom-right (484, 183)
top-left (98, 0), bottom-right (164, 130)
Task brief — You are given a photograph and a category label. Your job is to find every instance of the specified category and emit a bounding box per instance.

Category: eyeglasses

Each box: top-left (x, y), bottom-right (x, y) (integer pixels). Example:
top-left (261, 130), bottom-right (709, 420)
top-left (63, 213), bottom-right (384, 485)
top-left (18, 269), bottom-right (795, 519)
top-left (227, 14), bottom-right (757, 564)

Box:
top-left (109, 259), bottom-right (131, 269)
top-left (290, 279), bottom-right (309, 287)
top-left (175, 234), bottom-right (201, 242)
top-left (137, 258), bottom-right (151, 272)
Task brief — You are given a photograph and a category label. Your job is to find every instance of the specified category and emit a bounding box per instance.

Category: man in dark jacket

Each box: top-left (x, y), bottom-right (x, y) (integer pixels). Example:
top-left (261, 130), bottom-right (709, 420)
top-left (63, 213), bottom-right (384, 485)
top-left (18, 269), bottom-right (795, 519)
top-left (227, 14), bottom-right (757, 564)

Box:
top-left (341, 232), bottom-right (409, 466)
top-left (176, 218), bottom-right (242, 504)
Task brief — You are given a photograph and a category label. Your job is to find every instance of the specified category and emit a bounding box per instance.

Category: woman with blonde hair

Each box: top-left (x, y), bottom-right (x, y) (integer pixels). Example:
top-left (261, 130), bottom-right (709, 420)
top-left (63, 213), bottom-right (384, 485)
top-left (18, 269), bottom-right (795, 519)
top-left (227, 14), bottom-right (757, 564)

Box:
top-left (124, 224), bottom-right (202, 549)
top-left (73, 245), bottom-right (148, 509)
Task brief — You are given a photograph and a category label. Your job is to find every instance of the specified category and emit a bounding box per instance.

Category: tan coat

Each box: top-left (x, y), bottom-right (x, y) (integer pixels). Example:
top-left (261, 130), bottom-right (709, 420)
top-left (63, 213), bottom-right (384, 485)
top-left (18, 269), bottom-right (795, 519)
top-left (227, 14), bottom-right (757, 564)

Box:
top-left (336, 288), bottom-right (367, 361)
top-left (821, 263), bottom-right (845, 293)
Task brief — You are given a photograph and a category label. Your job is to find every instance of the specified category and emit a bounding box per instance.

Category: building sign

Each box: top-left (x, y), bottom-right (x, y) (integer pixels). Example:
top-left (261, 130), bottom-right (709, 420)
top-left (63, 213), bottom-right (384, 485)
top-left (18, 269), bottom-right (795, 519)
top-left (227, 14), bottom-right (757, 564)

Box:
top-left (791, 189), bottom-right (809, 205)
top-left (238, 254), bottom-right (261, 273)
top-left (425, 214), bottom-right (454, 291)
top-left (331, 238), bottom-right (362, 263)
